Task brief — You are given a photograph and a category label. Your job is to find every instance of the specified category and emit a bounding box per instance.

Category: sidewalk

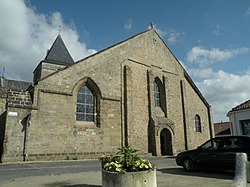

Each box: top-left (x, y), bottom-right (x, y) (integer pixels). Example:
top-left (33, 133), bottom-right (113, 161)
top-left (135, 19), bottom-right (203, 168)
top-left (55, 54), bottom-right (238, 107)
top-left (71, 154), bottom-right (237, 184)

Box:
top-left (1, 169), bottom-right (234, 187)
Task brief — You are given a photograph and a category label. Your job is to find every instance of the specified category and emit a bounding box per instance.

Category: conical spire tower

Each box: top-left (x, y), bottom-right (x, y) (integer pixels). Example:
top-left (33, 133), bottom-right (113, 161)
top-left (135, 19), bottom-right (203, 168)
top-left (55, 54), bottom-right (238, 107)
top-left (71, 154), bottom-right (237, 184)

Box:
top-left (33, 35), bottom-right (74, 83)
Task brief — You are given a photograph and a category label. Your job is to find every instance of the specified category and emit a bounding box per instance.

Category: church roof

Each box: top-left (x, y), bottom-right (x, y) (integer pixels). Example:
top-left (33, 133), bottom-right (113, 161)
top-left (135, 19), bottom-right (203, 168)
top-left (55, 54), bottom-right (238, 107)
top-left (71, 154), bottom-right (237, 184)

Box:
top-left (44, 34), bottom-right (74, 65)
top-left (0, 77), bottom-right (31, 91)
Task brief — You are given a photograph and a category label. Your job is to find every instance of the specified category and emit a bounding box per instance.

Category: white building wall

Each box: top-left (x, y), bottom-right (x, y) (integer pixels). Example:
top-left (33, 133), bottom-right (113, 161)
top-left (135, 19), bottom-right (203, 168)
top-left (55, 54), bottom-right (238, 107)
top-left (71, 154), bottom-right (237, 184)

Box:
top-left (228, 108), bottom-right (250, 135)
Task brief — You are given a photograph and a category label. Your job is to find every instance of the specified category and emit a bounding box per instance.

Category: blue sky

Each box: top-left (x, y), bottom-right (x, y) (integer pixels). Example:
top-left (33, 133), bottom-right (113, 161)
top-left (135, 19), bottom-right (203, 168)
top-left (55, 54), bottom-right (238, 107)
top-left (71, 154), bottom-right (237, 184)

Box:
top-left (1, 0), bottom-right (250, 122)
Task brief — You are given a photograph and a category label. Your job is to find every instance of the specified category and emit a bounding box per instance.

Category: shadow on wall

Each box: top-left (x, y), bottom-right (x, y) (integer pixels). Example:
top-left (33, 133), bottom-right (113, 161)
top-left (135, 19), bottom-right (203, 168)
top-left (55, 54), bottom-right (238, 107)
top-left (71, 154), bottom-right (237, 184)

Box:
top-left (20, 113), bottom-right (31, 162)
top-left (0, 111), bottom-right (7, 163)
top-left (148, 118), bottom-right (156, 155)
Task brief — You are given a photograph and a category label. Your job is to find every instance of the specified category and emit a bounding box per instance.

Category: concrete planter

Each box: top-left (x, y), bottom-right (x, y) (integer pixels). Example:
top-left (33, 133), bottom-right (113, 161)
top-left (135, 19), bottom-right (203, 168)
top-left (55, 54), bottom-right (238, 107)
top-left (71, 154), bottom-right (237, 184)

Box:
top-left (102, 168), bottom-right (157, 187)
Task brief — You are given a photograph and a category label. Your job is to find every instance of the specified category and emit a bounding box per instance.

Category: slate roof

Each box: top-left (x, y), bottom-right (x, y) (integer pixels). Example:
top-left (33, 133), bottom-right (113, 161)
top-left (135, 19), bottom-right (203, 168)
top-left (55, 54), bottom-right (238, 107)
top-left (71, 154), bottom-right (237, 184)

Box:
top-left (44, 34), bottom-right (74, 65)
top-left (228, 99), bottom-right (250, 114)
top-left (0, 77), bottom-right (31, 91)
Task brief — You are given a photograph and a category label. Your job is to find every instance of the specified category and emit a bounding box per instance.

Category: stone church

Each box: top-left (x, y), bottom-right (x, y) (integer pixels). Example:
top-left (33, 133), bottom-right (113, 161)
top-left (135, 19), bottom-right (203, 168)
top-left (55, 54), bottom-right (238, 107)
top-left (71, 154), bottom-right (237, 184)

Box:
top-left (0, 29), bottom-right (214, 163)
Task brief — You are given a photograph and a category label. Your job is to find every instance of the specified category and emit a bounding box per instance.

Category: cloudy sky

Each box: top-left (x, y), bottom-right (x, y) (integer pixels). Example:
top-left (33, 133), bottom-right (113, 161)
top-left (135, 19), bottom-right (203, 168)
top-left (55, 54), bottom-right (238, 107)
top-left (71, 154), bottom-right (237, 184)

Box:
top-left (1, 0), bottom-right (250, 123)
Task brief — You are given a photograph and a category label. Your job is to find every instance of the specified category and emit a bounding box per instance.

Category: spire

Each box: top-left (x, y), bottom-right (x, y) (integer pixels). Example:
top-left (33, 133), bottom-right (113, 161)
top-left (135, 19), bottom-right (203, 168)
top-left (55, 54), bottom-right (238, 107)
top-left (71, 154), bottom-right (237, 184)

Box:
top-left (44, 34), bottom-right (74, 65)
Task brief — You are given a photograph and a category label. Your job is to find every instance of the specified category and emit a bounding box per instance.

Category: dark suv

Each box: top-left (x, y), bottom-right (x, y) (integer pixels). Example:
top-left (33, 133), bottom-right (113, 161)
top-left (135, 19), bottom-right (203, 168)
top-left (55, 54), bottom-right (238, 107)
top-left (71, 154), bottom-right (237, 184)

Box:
top-left (176, 135), bottom-right (250, 172)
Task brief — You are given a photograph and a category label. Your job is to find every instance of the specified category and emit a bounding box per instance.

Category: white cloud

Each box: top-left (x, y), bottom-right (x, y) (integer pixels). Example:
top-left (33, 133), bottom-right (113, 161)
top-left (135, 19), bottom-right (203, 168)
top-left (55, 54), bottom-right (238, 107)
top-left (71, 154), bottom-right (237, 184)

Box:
top-left (195, 70), bottom-right (250, 122)
top-left (167, 31), bottom-right (185, 45)
top-left (213, 24), bottom-right (223, 36)
top-left (187, 46), bottom-right (250, 66)
top-left (0, 0), bottom-right (96, 81)
top-left (188, 68), bottom-right (216, 79)
top-left (246, 7), bottom-right (250, 16)
top-left (124, 19), bottom-right (133, 30)
top-left (148, 24), bottom-right (184, 45)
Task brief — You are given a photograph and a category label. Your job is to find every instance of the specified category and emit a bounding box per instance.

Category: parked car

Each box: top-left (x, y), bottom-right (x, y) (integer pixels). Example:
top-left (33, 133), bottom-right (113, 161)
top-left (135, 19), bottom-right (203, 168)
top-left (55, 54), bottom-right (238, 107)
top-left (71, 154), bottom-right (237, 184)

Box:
top-left (175, 135), bottom-right (250, 172)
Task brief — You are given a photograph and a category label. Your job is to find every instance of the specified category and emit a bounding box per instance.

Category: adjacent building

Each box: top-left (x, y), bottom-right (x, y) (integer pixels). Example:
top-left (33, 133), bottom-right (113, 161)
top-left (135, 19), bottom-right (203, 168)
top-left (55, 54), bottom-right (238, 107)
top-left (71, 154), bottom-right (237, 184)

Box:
top-left (0, 29), bottom-right (213, 163)
top-left (213, 121), bottom-right (231, 136)
top-left (227, 100), bottom-right (250, 135)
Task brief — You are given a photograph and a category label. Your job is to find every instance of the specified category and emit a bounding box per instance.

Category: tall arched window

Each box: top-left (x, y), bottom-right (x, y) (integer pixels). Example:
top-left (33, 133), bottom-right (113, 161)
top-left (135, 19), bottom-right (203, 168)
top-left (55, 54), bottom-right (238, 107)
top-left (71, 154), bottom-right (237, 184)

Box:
top-left (195, 114), bottom-right (202, 132)
top-left (154, 80), bottom-right (161, 107)
top-left (76, 85), bottom-right (94, 122)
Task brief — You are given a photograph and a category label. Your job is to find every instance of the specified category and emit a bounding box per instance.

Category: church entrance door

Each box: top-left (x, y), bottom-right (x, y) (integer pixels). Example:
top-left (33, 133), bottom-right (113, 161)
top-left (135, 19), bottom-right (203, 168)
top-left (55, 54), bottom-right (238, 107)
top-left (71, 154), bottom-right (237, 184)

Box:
top-left (160, 128), bottom-right (173, 155)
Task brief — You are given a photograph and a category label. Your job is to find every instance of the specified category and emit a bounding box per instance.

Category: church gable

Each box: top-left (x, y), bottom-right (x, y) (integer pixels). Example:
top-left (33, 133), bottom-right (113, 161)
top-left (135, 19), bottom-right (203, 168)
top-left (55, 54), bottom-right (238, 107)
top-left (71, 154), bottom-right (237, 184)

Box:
top-left (116, 29), bottom-right (183, 75)
top-left (36, 29), bottom-right (184, 97)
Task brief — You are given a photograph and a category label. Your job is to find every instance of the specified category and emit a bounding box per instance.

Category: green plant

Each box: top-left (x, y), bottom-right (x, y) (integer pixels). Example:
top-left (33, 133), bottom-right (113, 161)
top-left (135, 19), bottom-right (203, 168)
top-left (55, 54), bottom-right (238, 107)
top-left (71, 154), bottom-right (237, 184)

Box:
top-left (100, 146), bottom-right (153, 173)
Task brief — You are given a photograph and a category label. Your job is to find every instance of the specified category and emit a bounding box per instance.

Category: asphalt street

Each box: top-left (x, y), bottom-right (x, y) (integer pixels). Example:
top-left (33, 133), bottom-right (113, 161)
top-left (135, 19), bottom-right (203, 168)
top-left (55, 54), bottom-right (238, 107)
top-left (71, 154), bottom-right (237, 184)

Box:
top-left (0, 157), bottom-right (236, 187)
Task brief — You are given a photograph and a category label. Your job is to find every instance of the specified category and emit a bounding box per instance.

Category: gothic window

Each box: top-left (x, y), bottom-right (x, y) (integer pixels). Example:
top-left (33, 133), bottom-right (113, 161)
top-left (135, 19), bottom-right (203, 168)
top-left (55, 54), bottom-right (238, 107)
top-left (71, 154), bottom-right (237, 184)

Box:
top-left (154, 80), bottom-right (161, 107)
top-left (76, 85), bottom-right (94, 122)
top-left (195, 114), bottom-right (202, 132)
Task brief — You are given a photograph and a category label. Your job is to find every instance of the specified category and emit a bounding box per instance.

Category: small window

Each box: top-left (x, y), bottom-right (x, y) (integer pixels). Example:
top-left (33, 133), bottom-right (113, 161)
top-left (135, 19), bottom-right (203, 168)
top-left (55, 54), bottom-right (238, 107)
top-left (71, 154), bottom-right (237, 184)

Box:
top-left (154, 80), bottom-right (161, 107)
top-left (76, 85), bottom-right (94, 122)
top-left (195, 114), bottom-right (202, 132)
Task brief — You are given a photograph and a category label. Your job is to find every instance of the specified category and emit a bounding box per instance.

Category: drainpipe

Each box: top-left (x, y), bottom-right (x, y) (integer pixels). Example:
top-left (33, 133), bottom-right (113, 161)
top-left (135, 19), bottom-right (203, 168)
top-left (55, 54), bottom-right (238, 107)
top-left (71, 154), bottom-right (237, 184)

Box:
top-left (180, 80), bottom-right (188, 150)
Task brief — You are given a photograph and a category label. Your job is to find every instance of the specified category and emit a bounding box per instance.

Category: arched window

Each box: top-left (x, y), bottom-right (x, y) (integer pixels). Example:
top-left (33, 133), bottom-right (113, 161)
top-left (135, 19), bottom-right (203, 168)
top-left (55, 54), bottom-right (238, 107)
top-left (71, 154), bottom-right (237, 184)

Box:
top-left (154, 80), bottom-right (161, 107)
top-left (76, 85), bottom-right (94, 122)
top-left (195, 114), bottom-right (202, 132)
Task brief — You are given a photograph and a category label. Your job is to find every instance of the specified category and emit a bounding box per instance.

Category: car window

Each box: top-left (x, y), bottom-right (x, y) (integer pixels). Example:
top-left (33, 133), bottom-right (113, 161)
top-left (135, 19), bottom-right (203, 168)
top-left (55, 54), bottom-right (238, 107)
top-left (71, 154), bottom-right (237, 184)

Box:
top-left (220, 138), bottom-right (245, 150)
top-left (201, 139), bottom-right (220, 150)
top-left (234, 139), bottom-right (242, 148)
top-left (221, 139), bottom-right (233, 149)
top-left (236, 138), bottom-right (250, 149)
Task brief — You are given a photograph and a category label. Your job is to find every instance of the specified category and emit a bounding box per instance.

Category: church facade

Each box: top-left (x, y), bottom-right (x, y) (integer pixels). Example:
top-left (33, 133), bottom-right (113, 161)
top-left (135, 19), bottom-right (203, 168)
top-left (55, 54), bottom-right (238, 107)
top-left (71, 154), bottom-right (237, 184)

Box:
top-left (0, 29), bottom-right (213, 163)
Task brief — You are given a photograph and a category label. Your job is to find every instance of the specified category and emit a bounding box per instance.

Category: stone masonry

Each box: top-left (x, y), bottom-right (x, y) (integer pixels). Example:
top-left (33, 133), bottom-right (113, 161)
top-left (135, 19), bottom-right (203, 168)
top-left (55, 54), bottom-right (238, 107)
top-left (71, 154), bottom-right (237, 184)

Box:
top-left (0, 29), bottom-right (214, 163)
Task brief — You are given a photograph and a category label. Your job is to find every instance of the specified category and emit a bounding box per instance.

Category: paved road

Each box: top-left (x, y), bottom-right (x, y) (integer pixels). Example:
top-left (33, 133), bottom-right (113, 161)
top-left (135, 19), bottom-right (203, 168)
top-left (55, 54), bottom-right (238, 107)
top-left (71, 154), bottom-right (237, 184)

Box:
top-left (0, 159), bottom-right (100, 183)
top-left (0, 157), bottom-right (235, 187)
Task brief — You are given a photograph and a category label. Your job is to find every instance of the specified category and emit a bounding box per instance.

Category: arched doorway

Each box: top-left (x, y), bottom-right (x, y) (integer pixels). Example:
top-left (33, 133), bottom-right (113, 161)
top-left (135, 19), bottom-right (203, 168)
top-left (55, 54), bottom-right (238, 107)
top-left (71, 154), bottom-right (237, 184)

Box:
top-left (160, 128), bottom-right (173, 155)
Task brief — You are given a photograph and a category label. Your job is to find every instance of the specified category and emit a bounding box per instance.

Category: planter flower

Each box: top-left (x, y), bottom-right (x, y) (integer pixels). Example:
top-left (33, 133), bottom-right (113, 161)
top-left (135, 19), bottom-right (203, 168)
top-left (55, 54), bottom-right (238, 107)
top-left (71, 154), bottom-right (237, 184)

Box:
top-left (100, 146), bottom-right (157, 187)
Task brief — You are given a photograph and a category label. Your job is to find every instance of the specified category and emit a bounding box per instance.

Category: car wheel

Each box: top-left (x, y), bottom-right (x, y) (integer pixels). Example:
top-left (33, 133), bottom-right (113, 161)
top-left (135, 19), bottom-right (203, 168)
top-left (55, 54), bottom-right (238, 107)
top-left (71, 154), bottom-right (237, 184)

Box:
top-left (183, 158), bottom-right (194, 172)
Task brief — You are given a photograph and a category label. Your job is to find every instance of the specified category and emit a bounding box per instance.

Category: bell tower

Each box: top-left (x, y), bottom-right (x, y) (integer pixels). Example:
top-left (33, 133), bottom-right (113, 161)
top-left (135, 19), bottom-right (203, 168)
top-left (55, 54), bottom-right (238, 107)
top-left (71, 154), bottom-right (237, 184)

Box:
top-left (33, 34), bottom-right (74, 83)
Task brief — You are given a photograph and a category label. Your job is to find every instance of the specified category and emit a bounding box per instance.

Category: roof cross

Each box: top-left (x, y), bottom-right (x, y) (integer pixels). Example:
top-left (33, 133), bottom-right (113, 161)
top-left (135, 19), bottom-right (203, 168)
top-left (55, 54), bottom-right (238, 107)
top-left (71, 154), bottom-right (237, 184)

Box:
top-left (150, 22), bottom-right (154, 29)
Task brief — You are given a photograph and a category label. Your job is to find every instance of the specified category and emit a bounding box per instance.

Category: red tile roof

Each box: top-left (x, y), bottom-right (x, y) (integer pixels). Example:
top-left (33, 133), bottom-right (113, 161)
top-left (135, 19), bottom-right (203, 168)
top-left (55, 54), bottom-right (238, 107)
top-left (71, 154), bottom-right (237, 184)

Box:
top-left (229, 99), bottom-right (250, 113)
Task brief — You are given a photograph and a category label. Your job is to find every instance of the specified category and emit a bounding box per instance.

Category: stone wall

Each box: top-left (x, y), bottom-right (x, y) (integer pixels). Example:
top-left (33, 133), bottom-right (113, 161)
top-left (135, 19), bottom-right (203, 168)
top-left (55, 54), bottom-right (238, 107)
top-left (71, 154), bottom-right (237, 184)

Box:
top-left (182, 75), bottom-right (212, 150)
top-left (2, 89), bottom-right (33, 162)
top-left (33, 61), bottom-right (66, 83)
